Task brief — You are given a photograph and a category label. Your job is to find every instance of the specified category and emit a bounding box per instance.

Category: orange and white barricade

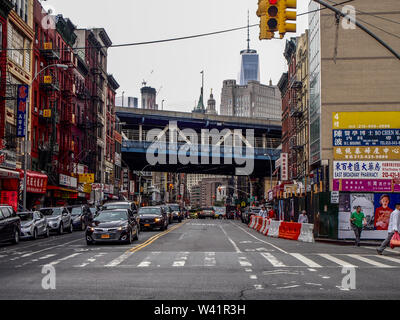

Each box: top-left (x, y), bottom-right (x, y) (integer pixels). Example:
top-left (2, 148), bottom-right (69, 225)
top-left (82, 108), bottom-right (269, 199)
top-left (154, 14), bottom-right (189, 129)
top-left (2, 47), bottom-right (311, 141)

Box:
top-left (256, 217), bottom-right (266, 232)
top-left (260, 218), bottom-right (271, 235)
top-left (248, 215), bottom-right (257, 229)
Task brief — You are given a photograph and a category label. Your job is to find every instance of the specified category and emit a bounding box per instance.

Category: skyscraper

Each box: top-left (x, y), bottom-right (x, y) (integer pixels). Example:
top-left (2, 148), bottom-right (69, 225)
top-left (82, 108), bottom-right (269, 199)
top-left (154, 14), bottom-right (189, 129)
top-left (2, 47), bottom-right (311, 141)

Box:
top-left (238, 13), bottom-right (260, 85)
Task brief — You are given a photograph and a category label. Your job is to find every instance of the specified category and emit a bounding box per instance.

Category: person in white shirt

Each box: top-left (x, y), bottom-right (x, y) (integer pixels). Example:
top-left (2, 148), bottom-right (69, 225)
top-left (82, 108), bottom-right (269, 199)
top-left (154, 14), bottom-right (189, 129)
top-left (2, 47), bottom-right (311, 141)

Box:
top-left (259, 206), bottom-right (267, 218)
top-left (298, 210), bottom-right (309, 224)
top-left (377, 203), bottom-right (400, 255)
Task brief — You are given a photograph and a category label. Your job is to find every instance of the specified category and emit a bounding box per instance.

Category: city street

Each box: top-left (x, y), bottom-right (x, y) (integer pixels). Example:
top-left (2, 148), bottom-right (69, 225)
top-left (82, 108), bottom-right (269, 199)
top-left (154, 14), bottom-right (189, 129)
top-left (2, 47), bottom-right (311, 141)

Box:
top-left (1, 218), bottom-right (399, 300)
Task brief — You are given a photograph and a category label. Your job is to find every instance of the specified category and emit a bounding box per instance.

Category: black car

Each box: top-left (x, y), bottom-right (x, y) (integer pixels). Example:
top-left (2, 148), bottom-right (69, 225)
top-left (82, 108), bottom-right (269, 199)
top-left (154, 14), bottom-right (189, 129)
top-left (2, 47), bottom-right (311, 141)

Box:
top-left (68, 205), bottom-right (93, 231)
top-left (86, 209), bottom-right (139, 245)
top-left (168, 203), bottom-right (182, 222)
top-left (139, 206), bottom-right (169, 231)
top-left (0, 205), bottom-right (21, 244)
top-left (102, 201), bottom-right (140, 230)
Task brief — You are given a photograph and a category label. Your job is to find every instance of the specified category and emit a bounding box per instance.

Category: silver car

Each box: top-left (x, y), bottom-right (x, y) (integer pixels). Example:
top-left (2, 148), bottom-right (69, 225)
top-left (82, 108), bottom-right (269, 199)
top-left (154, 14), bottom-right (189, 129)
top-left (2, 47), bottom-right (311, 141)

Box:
top-left (18, 211), bottom-right (49, 239)
top-left (39, 207), bottom-right (73, 234)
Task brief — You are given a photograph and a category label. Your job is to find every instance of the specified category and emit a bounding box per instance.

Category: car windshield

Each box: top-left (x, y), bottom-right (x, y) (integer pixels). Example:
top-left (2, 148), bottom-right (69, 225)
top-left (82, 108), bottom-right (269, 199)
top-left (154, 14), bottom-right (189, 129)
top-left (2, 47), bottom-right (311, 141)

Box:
top-left (94, 210), bottom-right (128, 222)
top-left (168, 205), bottom-right (180, 211)
top-left (103, 203), bottom-right (129, 210)
top-left (139, 207), bottom-right (161, 215)
top-left (40, 208), bottom-right (62, 217)
top-left (18, 212), bottom-right (33, 221)
top-left (71, 207), bottom-right (83, 216)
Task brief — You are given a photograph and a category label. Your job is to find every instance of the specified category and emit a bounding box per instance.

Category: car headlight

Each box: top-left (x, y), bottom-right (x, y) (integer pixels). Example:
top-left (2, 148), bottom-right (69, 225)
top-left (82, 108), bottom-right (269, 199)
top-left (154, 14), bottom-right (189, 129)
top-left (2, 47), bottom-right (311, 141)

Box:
top-left (117, 225), bottom-right (129, 231)
top-left (155, 218), bottom-right (161, 222)
top-left (89, 227), bottom-right (95, 232)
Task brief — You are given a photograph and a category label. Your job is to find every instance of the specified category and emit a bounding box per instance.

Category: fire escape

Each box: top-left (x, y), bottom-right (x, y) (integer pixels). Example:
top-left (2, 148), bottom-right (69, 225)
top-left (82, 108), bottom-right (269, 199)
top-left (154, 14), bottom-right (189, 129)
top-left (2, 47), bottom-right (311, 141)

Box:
top-left (289, 79), bottom-right (304, 180)
top-left (37, 40), bottom-right (61, 185)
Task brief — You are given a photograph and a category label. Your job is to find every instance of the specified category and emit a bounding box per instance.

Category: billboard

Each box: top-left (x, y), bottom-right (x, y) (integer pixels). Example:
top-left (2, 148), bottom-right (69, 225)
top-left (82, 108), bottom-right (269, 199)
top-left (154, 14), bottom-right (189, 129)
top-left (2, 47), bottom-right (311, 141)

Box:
top-left (333, 112), bottom-right (400, 130)
top-left (333, 179), bottom-right (400, 193)
top-left (16, 85), bottom-right (29, 137)
top-left (333, 161), bottom-right (400, 180)
top-left (338, 193), bottom-right (400, 240)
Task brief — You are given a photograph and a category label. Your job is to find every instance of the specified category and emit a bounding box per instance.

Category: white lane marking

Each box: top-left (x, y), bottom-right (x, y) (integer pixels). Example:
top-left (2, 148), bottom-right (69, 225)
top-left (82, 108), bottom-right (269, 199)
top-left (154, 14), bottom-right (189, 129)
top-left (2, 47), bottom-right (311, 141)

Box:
top-left (375, 255), bottom-right (400, 264)
top-left (238, 256), bottom-right (252, 267)
top-left (229, 221), bottom-right (288, 254)
top-left (305, 283), bottom-right (322, 286)
top-left (245, 268), bottom-right (253, 272)
top-left (290, 253), bottom-right (322, 268)
top-left (260, 252), bottom-right (286, 267)
top-left (277, 285), bottom-right (300, 290)
top-left (204, 252), bottom-right (216, 267)
top-left (46, 253), bottom-right (82, 266)
top-left (105, 252), bottom-right (134, 267)
top-left (38, 254), bottom-right (56, 260)
top-left (308, 268), bottom-right (317, 272)
top-left (219, 225), bottom-right (241, 253)
top-left (172, 252), bottom-right (189, 267)
top-left (319, 254), bottom-right (357, 268)
top-left (254, 285), bottom-right (264, 290)
top-left (347, 254), bottom-right (393, 268)
top-left (19, 238), bottom-right (83, 258)
top-left (178, 233), bottom-right (186, 240)
top-left (250, 275), bottom-right (258, 280)
top-left (137, 252), bottom-right (161, 268)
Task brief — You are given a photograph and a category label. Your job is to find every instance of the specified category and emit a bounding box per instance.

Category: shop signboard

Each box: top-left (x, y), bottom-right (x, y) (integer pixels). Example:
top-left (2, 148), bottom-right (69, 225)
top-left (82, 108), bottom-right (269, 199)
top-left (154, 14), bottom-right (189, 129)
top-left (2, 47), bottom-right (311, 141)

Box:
top-left (16, 85), bottom-right (29, 137)
top-left (59, 174), bottom-right (77, 188)
top-left (0, 191), bottom-right (18, 212)
top-left (333, 112), bottom-right (400, 130)
top-left (334, 146), bottom-right (400, 160)
top-left (333, 161), bottom-right (400, 180)
top-left (78, 173), bottom-right (94, 184)
top-left (333, 179), bottom-right (400, 193)
top-left (338, 193), bottom-right (400, 240)
top-left (280, 153), bottom-right (288, 181)
top-left (333, 129), bottom-right (400, 147)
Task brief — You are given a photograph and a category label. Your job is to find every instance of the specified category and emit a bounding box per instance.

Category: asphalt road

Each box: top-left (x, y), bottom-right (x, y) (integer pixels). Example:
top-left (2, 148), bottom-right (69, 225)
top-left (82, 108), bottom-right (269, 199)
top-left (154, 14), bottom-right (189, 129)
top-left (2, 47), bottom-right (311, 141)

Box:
top-left (0, 218), bottom-right (399, 300)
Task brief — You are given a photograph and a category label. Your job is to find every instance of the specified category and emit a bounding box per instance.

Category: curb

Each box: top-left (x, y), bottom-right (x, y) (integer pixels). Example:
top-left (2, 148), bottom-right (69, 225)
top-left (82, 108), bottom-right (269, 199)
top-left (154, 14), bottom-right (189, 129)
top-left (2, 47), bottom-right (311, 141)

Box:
top-left (315, 238), bottom-right (381, 247)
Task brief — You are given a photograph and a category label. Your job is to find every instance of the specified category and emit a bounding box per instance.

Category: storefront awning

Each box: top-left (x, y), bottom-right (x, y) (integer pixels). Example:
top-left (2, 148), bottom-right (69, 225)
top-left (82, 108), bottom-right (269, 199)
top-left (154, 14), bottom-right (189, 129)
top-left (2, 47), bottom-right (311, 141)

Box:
top-left (47, 185), bottom-right (77, 193)
top-left (0, 167), bottom-right (20, 179)
top-left (17, 169), bottom-right (48, 194)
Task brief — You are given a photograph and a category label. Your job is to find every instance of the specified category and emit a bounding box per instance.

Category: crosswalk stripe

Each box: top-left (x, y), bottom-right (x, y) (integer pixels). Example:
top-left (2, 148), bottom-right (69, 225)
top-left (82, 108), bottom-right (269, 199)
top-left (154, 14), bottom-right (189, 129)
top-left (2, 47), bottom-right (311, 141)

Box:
top-left (172, 252), bottom-right (189, 267)
top-left (375, 255), bottom-right (400, 264)
top-left (105, 252), bottom-right (134, 267)
top-left (290, 253), bottom-right (322, 268)
top-left (260, 252), bottom-right (286, 267)
top-left (204, 252), bottom-right (216, 267)
top-left (46, 253), bottom-right (82, 266)
top-left (346, 254), bottom-right (393, 268)
top-left (238, 256), bottom-right (252, 267)
top-left (319, 254), bottom-right (357, 267)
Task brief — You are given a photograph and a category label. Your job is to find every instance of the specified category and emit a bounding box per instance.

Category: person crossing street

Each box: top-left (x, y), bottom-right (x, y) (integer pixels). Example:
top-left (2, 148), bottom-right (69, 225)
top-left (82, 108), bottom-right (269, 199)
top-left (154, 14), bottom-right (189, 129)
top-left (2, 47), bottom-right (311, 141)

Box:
top-left (350, 206), bottom-right (367, 247)
top-left (377, 203), bottom-right (400, 255)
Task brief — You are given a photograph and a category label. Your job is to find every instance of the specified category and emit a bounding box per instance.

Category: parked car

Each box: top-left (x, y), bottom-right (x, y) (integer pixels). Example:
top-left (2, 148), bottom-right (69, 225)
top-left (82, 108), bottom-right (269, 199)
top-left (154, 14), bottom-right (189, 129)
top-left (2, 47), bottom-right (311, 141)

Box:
top-left (86, 209), bottom-right (139, 245)
top-left (68, 205), bottom-right (93, 231)
top-left (18, 211), bottom-right (49, 239)
top-left (168, 203), bottom-right (182, 222)
top-left (198, 207), bottom-right (215, 219)
top-left (241, 206), bottom-right (261, 224)
top-left (39, 207), bottom-right (73, 234)
top-left (139, 206), bottom-right (169, 231)
top-left (0, 205), bottom-right (21, 244)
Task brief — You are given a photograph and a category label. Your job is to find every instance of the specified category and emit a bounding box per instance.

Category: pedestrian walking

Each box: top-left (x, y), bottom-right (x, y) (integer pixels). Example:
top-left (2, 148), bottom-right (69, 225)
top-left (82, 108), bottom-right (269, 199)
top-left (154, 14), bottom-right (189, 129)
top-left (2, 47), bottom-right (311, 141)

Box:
top-left (350, 206), bottom-right (367, 247)
top-left (268, 206), bottom-right (276, 220)
top-left (377, 202), bottom-right (400, 255)
top-left (298, 210), bottom-right (309, 224)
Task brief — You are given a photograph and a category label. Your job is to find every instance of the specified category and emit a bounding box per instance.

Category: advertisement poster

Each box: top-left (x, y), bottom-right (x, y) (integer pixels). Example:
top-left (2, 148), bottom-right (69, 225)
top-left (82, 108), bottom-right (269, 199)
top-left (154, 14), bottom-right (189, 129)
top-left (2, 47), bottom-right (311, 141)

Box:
top-left (334, 146), bottom-right (400, 161)
top-left (333, 112), bottom-right (400, 130)
top-left (338, 193), bottom-right (399, 240)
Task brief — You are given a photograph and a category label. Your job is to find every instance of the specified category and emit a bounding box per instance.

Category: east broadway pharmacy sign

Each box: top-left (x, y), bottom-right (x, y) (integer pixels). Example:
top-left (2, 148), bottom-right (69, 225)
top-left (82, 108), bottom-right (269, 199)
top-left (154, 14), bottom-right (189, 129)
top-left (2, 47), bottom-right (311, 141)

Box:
top-left (334, 161), bottom-right (400, 180)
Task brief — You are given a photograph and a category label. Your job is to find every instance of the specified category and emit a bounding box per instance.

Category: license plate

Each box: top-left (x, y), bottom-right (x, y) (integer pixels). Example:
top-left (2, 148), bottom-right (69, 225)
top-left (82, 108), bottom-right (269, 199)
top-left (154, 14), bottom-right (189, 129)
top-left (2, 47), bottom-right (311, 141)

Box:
top-left (144, 224), bottom-right (150, 227)
top-left (101, 234), bottom-right (110, 239)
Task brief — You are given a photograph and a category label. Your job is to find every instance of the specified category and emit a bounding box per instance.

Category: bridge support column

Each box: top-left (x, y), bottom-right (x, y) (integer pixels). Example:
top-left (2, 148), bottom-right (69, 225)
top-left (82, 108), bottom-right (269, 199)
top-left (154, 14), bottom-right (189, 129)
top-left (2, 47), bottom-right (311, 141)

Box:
top-left (262, 134), bottom-right (267, 149)
top-left (139, 125), bottom-right (143, 142)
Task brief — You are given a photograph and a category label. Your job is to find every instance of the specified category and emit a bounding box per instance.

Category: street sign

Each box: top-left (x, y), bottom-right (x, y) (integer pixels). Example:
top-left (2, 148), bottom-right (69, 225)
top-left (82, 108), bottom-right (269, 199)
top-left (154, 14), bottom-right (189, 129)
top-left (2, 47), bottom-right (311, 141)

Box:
top-left (331, 191), bottom-right (339, 204)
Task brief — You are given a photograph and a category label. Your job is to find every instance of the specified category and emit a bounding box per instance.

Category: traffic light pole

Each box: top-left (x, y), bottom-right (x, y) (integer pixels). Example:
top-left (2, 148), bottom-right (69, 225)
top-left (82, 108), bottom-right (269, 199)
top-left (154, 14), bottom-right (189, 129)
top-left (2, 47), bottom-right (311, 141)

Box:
top-left (312, 0), bottom-right (400, 61)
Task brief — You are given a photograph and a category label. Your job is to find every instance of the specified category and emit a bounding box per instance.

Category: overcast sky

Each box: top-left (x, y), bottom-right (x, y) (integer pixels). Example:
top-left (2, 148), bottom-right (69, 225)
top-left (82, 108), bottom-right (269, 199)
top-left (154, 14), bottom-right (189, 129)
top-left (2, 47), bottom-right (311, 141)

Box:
top-left (43, 0), bottom-right (310, 113)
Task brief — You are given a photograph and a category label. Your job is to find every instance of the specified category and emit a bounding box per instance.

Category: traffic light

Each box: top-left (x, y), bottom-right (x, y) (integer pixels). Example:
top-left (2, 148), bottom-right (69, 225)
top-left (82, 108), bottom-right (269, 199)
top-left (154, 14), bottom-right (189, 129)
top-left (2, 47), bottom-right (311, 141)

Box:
top-left (257, 0), bottom-right (277, 40)
top-left (277, 0), bottom-right (297, 39)
top-left (257, 0), bottom-right (297, 40)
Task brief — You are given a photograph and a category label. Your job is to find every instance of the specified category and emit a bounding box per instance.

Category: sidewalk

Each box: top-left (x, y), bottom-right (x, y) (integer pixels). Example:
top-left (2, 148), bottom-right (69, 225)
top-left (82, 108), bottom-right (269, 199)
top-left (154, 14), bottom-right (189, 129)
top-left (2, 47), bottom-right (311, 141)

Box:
top-left (315, 238), bottom-right (381, 246)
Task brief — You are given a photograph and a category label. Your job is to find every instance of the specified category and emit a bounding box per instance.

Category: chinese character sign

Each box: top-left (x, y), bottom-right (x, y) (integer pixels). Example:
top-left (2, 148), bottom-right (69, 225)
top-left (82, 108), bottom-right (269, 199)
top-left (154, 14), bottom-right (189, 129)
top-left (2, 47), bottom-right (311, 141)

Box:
top-left (333, 112), bottom-right (400, 130)
top-left (280, 153), bottom-right (288, 181)
top-left (334, 161), bottom-right (400, 180)
top-left (17, 85), bottom-right (29, 137)
top-left (333, 129), bottom-right (400, 147)
top-left (334, 146), bottom-right (400, 160)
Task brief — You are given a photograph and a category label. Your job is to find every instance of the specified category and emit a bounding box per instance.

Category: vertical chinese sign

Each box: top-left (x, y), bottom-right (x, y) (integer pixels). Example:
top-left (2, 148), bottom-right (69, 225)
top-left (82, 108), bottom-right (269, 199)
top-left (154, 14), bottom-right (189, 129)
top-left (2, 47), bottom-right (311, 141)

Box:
top-left (17, 85), bottom-right (29, 137)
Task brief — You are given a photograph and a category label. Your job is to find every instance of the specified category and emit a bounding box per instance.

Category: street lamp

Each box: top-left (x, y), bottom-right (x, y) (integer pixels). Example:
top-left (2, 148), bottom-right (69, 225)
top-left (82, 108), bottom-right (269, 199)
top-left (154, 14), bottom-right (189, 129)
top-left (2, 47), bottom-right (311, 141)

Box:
top-left (264, 153), bottom-right (273, 201)
top-left (138, 164), bottom-right (152, 207)
top-left (23, 63), bottom-right (69, 211)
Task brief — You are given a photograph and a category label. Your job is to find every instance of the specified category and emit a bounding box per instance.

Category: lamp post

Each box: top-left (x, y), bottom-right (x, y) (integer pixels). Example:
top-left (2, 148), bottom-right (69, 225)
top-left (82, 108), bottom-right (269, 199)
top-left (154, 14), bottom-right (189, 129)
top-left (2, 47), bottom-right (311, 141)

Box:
top-left (23, 64), bottom-right (68, 211)
top-left (264, 153), bottom-right (273, 201)
top-left (138, 164), bottom-right (152, 208)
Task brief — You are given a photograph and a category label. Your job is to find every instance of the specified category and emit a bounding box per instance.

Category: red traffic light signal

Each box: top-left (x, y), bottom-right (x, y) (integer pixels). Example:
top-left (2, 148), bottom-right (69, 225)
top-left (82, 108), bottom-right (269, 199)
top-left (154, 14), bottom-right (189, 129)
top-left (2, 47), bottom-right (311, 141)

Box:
top-left (269, 0), bottom-right (278, 4)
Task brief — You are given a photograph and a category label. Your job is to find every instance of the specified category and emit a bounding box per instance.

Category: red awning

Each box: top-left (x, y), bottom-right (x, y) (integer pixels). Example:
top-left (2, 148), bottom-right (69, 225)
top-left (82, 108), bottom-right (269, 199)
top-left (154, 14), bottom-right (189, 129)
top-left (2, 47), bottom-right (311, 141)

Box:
top-left (0, 167), bottom-right (20, 179)
top-left (17, 169), bottom-right (48, 194)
